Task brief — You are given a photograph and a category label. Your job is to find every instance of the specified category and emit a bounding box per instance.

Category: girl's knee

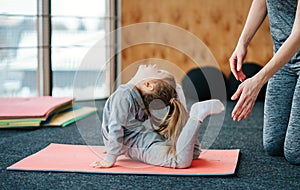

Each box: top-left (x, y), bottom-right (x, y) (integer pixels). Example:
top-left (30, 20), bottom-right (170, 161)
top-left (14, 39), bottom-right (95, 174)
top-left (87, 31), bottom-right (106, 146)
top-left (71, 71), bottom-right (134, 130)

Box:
top-left (175, 158), bottom-right (192, 168)
top-left (176, 162), bottom-right (191, 169)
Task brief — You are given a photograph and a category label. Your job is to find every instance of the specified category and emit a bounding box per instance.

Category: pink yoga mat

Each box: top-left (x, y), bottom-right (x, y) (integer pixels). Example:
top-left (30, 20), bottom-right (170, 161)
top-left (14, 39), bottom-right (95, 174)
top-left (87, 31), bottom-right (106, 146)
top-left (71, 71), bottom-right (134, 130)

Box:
top-left (7, 143), bottom-right (240, 176)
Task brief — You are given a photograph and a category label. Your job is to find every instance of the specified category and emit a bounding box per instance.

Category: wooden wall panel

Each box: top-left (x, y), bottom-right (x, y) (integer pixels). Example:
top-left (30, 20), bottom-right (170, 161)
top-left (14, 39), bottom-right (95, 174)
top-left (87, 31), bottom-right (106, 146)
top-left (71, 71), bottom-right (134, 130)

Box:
top-left (121, 0), bottom-right (273, 83)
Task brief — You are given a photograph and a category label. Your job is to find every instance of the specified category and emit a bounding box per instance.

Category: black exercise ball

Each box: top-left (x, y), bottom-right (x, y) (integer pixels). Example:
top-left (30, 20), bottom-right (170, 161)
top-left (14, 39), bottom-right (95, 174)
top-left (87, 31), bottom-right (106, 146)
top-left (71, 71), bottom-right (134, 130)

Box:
top-left (182, 67), bottom-right (227, 103)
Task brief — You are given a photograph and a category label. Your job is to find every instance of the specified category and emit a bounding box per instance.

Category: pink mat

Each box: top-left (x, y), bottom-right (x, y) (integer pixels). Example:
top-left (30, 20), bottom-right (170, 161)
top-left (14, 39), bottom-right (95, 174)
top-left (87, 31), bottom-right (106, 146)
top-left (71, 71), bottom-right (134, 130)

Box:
top-left (7, 143), bottom-right (240, 176)
top-left (0, 96), bottom-right (73, 119)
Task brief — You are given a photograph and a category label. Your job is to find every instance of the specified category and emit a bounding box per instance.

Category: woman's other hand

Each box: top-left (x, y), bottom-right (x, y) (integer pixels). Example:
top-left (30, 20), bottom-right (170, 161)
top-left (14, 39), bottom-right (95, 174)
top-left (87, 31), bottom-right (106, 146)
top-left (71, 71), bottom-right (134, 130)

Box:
top-left (229, 44), bottom-right (248, 82)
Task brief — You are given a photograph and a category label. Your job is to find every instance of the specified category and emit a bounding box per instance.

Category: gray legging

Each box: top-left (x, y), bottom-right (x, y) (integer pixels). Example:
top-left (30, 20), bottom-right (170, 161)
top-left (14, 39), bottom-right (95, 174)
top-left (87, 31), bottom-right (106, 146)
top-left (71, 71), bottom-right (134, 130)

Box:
top-left (126, 119), bottom-right (201, 168)
top-left (264, 54), bottom-right (300, 165)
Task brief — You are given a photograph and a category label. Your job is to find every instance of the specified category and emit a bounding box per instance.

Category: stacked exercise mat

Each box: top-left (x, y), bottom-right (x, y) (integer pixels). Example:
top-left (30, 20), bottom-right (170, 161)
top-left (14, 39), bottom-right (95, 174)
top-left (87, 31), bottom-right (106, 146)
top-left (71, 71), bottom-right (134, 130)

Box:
top-left (0, 96), bottom-right (97, 128)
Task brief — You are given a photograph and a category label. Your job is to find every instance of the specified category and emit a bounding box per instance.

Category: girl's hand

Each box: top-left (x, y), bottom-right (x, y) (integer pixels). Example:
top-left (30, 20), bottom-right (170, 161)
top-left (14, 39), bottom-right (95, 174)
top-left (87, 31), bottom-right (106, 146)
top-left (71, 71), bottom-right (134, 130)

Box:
top-left (229, 45), bottom-right (247, 82)
top-left (130, 64), bottom-right (172, 84)
top-left (89, 160), bottom-right (114, 168)
top-left (231, 77), bottom-right (262, 121)
top-left (133, 64), bottom-right (159, 81)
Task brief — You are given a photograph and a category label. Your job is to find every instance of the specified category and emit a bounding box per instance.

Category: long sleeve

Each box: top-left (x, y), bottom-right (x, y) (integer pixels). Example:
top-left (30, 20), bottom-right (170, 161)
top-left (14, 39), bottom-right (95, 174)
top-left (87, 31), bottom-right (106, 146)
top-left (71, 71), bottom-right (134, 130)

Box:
top-left (102, 91), bottom-right (132, 163)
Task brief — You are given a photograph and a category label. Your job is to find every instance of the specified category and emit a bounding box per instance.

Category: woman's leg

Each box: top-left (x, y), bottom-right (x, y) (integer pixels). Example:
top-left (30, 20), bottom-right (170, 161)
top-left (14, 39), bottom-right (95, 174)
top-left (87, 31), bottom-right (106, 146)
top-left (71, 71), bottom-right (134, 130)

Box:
top-left (263, 66), bottom-right (296, 156)
top-left (284, 71), bottom-right (300, 165)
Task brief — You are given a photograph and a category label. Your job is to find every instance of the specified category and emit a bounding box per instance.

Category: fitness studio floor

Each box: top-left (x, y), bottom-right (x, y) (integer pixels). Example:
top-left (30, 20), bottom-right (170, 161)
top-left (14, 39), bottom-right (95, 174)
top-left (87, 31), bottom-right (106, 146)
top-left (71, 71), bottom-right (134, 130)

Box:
top-left (0, 100), bottom-right (299, 190)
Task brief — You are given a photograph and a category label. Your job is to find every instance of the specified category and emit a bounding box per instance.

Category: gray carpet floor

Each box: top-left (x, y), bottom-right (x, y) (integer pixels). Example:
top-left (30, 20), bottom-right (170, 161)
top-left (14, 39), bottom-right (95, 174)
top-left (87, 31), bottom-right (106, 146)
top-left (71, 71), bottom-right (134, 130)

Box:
top-left (0, 100), bottom-right (299, 190)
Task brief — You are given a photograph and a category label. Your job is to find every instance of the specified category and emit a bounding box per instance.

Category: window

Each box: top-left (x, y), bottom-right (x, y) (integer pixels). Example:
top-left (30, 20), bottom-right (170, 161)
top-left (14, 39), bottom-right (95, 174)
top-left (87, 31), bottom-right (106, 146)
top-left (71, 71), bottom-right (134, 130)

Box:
top-left (0, 0), bottom-right (114, 99)
top-left (51, 0), bottom-right (110, 100)
top-left (0, 0), bottom-right (38, 97)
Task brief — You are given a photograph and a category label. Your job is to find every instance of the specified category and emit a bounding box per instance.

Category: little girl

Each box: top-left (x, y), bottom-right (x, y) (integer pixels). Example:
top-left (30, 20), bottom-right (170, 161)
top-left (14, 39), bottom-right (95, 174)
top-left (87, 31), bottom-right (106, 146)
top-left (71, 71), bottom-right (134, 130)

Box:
top-left (90, 65), bottom-right (224, 168)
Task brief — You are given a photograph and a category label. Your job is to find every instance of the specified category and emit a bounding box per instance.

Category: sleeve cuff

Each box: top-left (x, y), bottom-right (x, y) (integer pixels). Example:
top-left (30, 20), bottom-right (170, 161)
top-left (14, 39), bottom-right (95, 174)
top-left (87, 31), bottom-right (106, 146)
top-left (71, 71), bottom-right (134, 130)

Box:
top-left (105, 154), bottom-right (117, 163)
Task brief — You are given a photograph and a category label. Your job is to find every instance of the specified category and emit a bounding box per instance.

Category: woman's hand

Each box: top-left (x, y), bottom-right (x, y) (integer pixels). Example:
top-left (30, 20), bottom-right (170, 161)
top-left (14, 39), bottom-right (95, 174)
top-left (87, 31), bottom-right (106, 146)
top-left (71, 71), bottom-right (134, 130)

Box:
top-left (231, 77), bottom-right (263, 121)
top-left (89, 160), bottom-right (115, 168)
top-left (229, 45), bottom-right (248, 82)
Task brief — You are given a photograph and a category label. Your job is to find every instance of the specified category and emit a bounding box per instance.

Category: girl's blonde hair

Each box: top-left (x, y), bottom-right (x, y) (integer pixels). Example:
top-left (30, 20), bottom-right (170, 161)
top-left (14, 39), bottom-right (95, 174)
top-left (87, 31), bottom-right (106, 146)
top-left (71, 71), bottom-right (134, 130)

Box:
top-left (141, 78), bottom-right (189, 157)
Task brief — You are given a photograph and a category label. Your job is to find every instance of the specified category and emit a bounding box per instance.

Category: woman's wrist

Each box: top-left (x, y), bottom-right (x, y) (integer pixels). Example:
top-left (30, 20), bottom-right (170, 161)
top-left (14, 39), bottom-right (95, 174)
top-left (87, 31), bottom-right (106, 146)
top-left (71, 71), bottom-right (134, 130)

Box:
top-left (253, 69), bottom-right (269, 88)
top-left (237, 38), bottom-right (250, 49)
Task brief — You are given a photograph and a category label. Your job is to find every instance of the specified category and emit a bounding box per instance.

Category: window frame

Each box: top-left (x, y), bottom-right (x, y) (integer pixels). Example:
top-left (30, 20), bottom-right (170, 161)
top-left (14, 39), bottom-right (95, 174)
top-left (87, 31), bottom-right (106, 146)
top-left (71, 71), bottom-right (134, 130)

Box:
top-left (37, 0), bottom-right (52, 96)
top-left (1, 0), bottom-right (119, 98)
